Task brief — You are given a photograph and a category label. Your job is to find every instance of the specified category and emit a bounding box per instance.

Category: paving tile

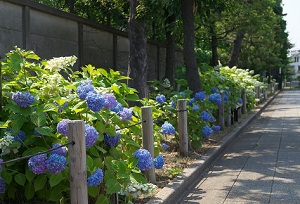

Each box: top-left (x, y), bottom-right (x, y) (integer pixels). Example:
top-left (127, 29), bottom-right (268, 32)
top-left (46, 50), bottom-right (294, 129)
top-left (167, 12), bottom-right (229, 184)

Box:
top-left (181, 189), bottom-right (228, 204)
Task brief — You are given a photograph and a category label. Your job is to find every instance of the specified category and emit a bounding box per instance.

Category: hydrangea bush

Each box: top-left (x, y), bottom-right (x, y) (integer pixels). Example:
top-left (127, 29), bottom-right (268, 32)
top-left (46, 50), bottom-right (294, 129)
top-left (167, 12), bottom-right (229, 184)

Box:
top-left (0, 48), bottom-right (166, 203)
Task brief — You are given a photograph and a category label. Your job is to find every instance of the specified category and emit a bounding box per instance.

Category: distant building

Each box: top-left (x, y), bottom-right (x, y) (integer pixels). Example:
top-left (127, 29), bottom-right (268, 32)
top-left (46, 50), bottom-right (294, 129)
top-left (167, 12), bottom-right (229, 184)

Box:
top-left (288, 50), bottom-right (300, 79)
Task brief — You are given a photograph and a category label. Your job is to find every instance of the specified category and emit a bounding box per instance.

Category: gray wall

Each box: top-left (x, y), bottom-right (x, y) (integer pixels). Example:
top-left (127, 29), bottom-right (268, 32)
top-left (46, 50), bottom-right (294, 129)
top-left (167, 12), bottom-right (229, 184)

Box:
top-left (0, 0), bottom-right (183, 81)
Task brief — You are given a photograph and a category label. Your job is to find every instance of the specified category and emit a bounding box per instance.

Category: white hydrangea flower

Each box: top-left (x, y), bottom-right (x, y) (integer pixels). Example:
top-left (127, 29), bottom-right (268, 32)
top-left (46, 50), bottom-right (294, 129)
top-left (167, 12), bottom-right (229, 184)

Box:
top-left (45, 56), bottom-right (77, 72)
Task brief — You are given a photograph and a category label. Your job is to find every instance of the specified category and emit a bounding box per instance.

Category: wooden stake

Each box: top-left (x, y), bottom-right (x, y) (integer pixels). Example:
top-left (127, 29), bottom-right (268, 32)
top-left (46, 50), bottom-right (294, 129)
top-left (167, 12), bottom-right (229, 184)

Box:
top-left (218, 93), bottom-right (225, 130)
top-left (68, 120), bottom-right (88, 204)
top-left (178, 99), bottom-right (188, 156)
top-left (141, 106), bottom-right (156, 183)
top-left (242, 88), bottom-right (247, 114)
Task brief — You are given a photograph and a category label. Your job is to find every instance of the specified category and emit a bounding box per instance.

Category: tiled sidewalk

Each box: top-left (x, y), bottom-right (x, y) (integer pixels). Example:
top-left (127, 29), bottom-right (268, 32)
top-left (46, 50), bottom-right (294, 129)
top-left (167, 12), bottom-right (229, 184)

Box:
top-left (181, 90), bottom-right (300, 204)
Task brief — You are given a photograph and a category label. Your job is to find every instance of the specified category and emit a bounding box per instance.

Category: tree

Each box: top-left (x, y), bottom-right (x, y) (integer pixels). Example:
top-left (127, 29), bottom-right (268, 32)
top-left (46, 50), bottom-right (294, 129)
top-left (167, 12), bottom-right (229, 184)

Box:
top-left (181, 0), bottom-right (202, 93)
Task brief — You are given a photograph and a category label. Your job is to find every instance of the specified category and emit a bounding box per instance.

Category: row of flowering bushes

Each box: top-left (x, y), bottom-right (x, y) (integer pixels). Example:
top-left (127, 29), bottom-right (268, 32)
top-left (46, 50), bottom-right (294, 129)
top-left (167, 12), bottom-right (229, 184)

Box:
top-left (0, 48), bottom-right (265, 203)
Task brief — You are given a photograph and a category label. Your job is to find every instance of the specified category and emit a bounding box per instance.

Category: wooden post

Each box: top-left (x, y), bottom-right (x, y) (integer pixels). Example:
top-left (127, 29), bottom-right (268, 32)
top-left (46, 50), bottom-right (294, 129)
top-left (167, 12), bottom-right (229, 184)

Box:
top-left (0, 56), bottom-right (2, 112)
top-left (68, 120), bottom-right (88, 204)
top-left (141, 106), bottom-right (156, 183)
top-left (241, 88), bottom-right (246, 114)
top-left (177, 99), bottom-right (188, 156)
top-left (218, 93), bottom-right (225, 130)
top-left (226, 106), bottom-right (231, 126)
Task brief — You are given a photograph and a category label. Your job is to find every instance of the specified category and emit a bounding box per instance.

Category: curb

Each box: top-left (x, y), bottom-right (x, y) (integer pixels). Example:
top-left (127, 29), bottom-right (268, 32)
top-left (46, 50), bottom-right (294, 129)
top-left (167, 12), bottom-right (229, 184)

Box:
top-left (146, 90), bottom-right (281, 204)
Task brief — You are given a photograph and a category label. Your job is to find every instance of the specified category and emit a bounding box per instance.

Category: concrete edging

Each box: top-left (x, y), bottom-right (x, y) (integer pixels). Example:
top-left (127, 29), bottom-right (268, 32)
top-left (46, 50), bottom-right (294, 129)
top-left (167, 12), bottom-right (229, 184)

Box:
top-left (147, 91), bottom-right (280, 204)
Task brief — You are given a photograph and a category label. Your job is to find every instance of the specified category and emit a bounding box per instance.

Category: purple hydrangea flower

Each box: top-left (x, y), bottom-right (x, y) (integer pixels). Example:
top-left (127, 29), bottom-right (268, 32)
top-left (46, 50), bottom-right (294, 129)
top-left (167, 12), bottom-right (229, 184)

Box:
top-left (47, 154), bottom-right (67, 174)
top-left (87, 168), bottom-right (104, 186)
top-left (195, 91), bottom-right (206, 101)
top-left (103, 93), bottom-right (118, 109)
top-left (86, 92), bottom-right (105, 112)
top-left (76, 79), bottom-right (95, 100)
top-left (202, 126), bottom-right (213, 137)
top-left (0, 178), bottom-right (5, 194)
top-left (162, 143), bottom-right (169, 151)
top-left (57, 119), bottom-right (71, 136)
top-left (12, 92), bottom-right (35, 108)
top-left (104, 133), bottom-right (120, 147)
top-left (134, 149), bottom-right (152, 171)
top-left (213, 125), bottom-right (221, 131)
top-left (201, 111), bottom-right (211, 122)
top-left (161, 122), bottom-right (175, 134)
top-left (118, 108), bottom-right (132, 120)
top-left (85, 124), bottom-right (99, 148)
top-left (211, 87), bottom-right (218, 93)
top-left (110, 103), bottom-right (123, 113)
top-left (188, 98), bottom-right (196, 106)
top-left (192, 104), bottom-right (200, 112)
top-left (50, 143), bottom-right (67, 156)
top-left (209, 93), bottom-right (222, 105)
top-left (153, 156), bottom-right (164, 169)
top-left (28, 153), bottom-right (48, 174)
top-left (156, 94), bottom-right (166, 104)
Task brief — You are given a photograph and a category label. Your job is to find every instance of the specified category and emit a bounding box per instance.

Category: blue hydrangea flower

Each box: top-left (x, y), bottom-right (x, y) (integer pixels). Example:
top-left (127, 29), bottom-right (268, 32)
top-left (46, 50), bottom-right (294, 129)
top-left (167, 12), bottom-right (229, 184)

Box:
top-left (50, 144), bottom-right (67, 156)
top-left (85, 124), bottom-right (99, 148)
top-left (195, 91), bottom-right (205, 101)
top-left (134, 149), bottom-right (153, 171)
top-left (12, 91), bottom-right (35, 108)
top-left (179, 92), bottom-right (186, 98)
top-left (153, 156), bottom-right (164, 169)
top-left (213, 125), bottom-right (221, 131)
top-left (162, 143), bottom-right (169, 151)
top-left (224, 95), bottom-right (229, 102)
top-left (47, 154), bottom-right (67, 174)
top-left (224, 90), bottom-right (229, 96)
top-left (192, 104), bottom-right (200, 112)
top-left (209, 93), bottom-right (222, 105)
top-left (86, 92), bottom-right (105, 112)
top-left (87, 168), bottom-right (104, 186)
top-left (209, 116), bottom-right (216, 122)
top-left (156, 94), bottom-right (166, 104)
top-left (103, 93), bottom-right (118, 109)
top-left (201, 111), bottom-right (211, 122)
top-left (76, 79), bottom-right (95, 100)
top-left (57, 119), bottom-right (71, 136)
top-left (110, 103), bottom-right (123, 113)
top-left (0, 178), bottom-right (5, 194)
top-left (118, 108), bottom-right (132, 120)
top-left (28, 153), bottom-right (48, 174)
top-left (161, 122), bottom-right (175, 134)
top-left (202, 126), bottom-right (213, 137)
top-left (0, 159), bottom-right (3, 172)
top-left (211, 87), bottom-right (218, 93)
top-left (171, 99), bottom-right (176, 108)
top-left (238, 98), bottom-right (243, 104)
top-left (188, 98), bottom-right (196, 106)
top-left (7, 129), bottom-right (26, 142)
top-left (104, 133), bottom-right (120, 147)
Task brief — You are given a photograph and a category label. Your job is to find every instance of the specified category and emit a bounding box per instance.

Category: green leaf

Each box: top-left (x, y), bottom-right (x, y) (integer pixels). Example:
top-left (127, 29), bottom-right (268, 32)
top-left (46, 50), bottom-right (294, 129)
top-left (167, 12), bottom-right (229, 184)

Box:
top-left (9, 51), bottom-right (23, 72)
top-left (96, 146), bottom-right (107, 154)
top-left (20, 107), bottom-right (34, 117)
top-left (25, 51), bottom-right (40, 60)
top-left (34, 175), bottom-right (47, 191)
top-left (90, 146), bottom-right (100, 157)
top-left (14, 173), bottom-right (26, 186)
top-left (111, 84), bottom-right (120, 94)
top-left (105, 179), bottom-right (121, 194)
top-left (125, 94), bottom-right (139, 101)
top-left (88, 186), bottom-right (98, 197)
top-left (25, 182), bottom-right (35, 200)
top-left (7, 185), bottom-right (17, 199)
top-left (22, 147), bottom-right (48, 156)
top-left (2, 171), bottom-right (12, 184)
top-left (25, 168), bottom-right (35, 182)
top-left (95, 194), bottom-right (109, 204)
top-left (49, 173), bottom-right (63, 187)
top-left (30, 112), bottom-right (47, 127)
top-left (43, 103), bottom-right (58, 112)
top-left (86, 155), bottom-right (94, 170)
top-left (11, 115), bottom-right (26, 133)
top-left (98, 68), bottom-right (108, 78)
top-left (35, 126), bottom-right (54, 136)
top-left (0, 120), bottom-right (10, 128)
top-left (126, 140), bottom-right (140, 148)
top-left (7, 103), bottom-right (21, 114)
top-left (49, 184), bottom-right (67, 201)
top-left (130, 173), bottom-right (147, 184)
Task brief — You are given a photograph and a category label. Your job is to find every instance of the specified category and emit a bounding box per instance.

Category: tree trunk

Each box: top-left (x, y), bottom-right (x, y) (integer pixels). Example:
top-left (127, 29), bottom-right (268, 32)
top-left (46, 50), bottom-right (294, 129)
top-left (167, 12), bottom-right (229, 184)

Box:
top-left (127, 0), bottom-right (148, 99)
top-left (165, 12), bottom-right (176, 87)
top-left (211, 26), bottom-right (219, 67)
top-left (69, 0), bottom-right (75, 14)
top-left (181, 0), bottom-right (202, 93)
top-left (228, 30), bottom-right (246, 68)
